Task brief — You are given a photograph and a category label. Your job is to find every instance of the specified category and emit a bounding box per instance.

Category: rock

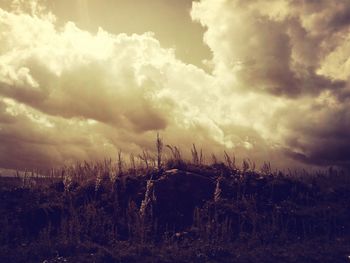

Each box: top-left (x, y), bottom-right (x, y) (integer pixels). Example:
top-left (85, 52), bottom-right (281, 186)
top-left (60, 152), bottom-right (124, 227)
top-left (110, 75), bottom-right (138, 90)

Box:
top-left (151, 169), bottom-right (215, 231)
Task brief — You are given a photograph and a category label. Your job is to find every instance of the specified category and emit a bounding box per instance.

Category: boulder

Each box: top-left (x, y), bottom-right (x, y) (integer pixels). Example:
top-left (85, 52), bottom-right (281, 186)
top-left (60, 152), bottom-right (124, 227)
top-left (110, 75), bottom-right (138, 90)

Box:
top-left (151, 169), bottom-right (215, 231)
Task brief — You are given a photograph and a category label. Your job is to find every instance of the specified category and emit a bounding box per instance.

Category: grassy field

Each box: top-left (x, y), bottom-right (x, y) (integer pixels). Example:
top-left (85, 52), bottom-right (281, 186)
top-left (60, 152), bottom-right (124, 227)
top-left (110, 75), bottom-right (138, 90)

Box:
top-left (0, 142), bottom-right (349, 262)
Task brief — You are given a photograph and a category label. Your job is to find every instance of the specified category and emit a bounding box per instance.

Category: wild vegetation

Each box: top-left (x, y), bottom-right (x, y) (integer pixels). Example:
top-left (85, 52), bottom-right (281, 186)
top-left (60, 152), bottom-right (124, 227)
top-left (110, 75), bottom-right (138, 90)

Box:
top-left (0, 135), bottom-right (349, 262)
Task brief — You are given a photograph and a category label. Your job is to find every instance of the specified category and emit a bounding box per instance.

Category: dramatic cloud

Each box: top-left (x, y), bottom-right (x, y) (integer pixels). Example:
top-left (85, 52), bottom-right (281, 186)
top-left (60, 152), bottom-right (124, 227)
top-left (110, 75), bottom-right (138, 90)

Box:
top-left (192, 0), bottom-right (350, 168)
top-left (0, 2), bottom-right (243, 169)
top-left (0, 0), bottom-right (349, 170)
top-left (191, 0), bottom-right (348, 97)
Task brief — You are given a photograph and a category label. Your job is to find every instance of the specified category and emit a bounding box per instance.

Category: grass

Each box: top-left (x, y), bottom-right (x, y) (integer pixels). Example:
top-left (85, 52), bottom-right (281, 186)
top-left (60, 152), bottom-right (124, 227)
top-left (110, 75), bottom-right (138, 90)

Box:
top-left (0, 137), bottom-right (349, 262)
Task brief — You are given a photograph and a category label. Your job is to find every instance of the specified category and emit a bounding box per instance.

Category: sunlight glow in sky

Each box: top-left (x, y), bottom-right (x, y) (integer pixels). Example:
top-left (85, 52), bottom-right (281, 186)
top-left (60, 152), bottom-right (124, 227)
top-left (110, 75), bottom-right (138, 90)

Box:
top-left (0, 0), bottom-right (350, 170)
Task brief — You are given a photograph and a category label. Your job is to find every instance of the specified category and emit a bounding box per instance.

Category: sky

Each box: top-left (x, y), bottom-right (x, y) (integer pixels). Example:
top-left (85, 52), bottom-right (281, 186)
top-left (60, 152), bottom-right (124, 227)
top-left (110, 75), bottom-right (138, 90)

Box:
top-left (0, 0), bottom-right (350, 171)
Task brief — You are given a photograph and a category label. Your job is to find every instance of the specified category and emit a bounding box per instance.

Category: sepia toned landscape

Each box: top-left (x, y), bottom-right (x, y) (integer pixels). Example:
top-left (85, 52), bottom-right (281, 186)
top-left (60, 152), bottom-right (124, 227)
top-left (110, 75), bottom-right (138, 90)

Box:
top-left (0, 140), bottom-right (350, 262)
top-left (0, 0), bottom-right (350, 262)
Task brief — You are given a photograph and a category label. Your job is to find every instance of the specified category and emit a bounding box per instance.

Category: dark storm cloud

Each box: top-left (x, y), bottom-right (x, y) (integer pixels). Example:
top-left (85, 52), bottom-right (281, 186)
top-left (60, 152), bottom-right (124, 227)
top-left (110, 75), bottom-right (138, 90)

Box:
top-left (275, 94), bottom-right (350, 168)
top-left (192, 0), bottom-right (350, 98)
top-left (192, 0), bottom-right (350, 168)
top-left (285, 138), bottom-right (350, 168)
top-left (328, 6), bottom-right (350, 29)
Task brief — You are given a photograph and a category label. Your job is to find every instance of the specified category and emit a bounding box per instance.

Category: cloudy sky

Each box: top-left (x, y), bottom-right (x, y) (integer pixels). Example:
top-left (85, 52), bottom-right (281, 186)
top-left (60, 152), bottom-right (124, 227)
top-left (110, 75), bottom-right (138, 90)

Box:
top-left (0, 0), bottom-right (350, 170)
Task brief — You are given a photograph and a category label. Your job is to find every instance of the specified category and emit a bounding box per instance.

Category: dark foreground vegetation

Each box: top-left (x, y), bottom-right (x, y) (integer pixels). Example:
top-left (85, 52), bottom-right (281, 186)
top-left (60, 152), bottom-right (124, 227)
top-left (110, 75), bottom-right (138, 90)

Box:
top-left (1, 143), bottom-right (350, 262)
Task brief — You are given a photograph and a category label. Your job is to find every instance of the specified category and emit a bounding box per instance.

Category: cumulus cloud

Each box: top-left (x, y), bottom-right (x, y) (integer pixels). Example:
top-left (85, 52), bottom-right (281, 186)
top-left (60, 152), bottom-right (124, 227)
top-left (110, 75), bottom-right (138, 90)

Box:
top-left (191, 0), bottom-right (350, 168)
top-left (0, 2), bottom-right (249, 169)
top-left (0, 9), bottom-right (174, 131)
top-left (191, 0), bottom-right (349, 97)
top-left (0, 0), bottom-right (350, 170)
